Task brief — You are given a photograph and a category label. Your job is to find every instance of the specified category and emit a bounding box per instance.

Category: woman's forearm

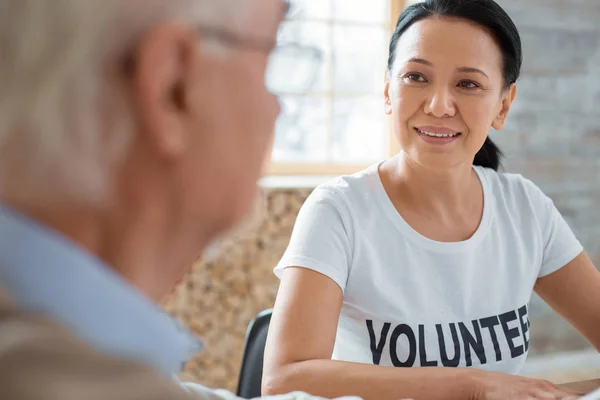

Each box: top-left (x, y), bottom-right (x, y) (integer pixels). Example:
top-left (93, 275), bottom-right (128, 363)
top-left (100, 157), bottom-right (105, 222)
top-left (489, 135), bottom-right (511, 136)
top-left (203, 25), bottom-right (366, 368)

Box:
top-left (262, 359), bottom-right (477, 400)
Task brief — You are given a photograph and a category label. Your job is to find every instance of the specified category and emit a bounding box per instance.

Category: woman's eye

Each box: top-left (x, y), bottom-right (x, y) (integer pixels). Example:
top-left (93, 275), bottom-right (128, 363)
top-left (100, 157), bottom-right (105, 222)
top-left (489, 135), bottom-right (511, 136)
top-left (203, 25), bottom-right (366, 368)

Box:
top-left (458, 80), bottom-right (480, 89)
top-left (403, 73), bottom-right (427, 83)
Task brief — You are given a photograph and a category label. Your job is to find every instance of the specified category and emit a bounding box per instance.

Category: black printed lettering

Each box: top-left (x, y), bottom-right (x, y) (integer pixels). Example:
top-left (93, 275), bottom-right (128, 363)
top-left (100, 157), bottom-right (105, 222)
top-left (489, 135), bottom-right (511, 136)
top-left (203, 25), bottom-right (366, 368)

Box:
top-left (499, 311), bottom-right (524, 358)
top-left (419, 325), bottom-right (438, 367)
top-left (458, 320), bottom-right (487, 367)
top-left (366, 320), bottom-right (391, 365)
top-left (366, 306), bottom-right (530, 368)
top-left (518, 305), bottom-right (530, 352)
top-left (479, 315), bottom-right (502, 362)
top-left (390, 324), bottom-right (417, 367)
top-left (436, 323), bottom-right (461, 367)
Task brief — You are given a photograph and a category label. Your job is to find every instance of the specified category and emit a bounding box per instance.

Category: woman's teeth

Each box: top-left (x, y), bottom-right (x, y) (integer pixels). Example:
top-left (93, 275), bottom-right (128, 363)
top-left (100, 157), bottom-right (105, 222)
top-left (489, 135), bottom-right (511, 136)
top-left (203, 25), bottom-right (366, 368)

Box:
top-left (416, 128), bottom-right (460, 138)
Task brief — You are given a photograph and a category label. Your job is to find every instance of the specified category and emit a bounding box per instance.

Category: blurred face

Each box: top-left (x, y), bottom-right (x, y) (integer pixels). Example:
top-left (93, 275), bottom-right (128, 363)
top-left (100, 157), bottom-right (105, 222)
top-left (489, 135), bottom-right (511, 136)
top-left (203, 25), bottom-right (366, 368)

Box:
top-left (384, 17), bottom-right (516, 170)
top-left (132, 0), bottom-right (285, 239)
top-left (184, 1), bottom-right (284, 231)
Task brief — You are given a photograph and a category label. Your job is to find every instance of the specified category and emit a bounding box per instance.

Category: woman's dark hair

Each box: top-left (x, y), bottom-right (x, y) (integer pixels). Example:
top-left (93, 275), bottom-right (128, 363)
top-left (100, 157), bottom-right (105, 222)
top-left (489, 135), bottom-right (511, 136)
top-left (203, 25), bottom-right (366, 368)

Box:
top-left (387, 0), bottom-right (522, 171)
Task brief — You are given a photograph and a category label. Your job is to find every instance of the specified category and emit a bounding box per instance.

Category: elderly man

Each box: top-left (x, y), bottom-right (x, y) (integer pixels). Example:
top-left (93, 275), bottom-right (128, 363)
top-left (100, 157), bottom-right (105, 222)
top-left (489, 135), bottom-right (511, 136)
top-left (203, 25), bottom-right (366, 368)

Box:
top-left (0, 0), bottom-right (356, 399)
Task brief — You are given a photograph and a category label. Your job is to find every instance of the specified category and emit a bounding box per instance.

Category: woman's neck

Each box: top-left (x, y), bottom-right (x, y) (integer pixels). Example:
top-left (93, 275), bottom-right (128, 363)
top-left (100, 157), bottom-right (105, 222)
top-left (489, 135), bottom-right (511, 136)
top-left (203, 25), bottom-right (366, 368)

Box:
top-left (380, 152), bottom-right (481, 218)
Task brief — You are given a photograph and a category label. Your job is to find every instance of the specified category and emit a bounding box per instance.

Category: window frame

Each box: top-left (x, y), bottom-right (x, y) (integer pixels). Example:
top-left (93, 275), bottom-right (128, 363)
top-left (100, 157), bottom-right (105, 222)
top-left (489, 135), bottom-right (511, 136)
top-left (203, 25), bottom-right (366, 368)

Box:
top-left (265, 0), bottom-right (406, 176)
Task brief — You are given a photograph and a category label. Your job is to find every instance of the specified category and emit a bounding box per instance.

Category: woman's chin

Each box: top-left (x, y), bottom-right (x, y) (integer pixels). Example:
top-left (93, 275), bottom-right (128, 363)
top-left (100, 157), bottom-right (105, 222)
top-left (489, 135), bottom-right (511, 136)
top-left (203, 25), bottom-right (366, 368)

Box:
top-left (402, 151), bottom-right (473, 172)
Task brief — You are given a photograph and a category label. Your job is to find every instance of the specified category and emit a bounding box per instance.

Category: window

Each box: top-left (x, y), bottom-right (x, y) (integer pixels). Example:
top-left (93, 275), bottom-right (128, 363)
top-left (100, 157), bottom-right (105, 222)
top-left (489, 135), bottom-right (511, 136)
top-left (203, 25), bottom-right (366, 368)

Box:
top-left (267, 0), bottom-right (406, 175)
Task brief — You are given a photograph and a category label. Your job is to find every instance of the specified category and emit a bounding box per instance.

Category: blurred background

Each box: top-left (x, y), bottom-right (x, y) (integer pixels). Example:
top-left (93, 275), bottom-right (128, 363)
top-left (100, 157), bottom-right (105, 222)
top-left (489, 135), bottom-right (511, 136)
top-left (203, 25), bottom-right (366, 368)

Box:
top-left (165, 0), bottom-right (600, 391)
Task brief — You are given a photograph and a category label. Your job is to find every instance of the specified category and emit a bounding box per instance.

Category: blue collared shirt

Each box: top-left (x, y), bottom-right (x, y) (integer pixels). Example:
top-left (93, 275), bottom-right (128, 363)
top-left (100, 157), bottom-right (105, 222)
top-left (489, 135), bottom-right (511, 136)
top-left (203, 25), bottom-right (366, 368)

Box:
top-left (0, 205), bottom-right (202, 376)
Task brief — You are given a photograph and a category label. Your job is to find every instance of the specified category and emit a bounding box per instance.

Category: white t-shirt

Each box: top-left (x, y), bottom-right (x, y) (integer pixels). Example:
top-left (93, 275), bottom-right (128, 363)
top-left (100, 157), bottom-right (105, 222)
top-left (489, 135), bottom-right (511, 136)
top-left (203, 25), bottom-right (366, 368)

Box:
top-left (274, 164), bottom-right (583, 374)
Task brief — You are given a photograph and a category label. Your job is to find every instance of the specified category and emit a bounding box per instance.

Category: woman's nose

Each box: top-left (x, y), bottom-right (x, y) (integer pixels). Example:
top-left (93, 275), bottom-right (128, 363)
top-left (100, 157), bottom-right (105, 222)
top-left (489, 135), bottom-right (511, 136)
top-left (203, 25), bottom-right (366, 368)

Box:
top-left (423, 86), bottom-right (456, 118)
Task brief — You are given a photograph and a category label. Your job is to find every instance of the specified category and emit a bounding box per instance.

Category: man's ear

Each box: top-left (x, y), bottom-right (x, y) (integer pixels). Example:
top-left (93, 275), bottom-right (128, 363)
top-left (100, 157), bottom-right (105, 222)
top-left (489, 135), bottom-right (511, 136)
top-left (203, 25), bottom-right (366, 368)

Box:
top-left (491, 83), bottom-right (517, 130)
top-left (384, 80), bottom-right (392, 115)
top-left (129, 23), bottom-right (200, 159)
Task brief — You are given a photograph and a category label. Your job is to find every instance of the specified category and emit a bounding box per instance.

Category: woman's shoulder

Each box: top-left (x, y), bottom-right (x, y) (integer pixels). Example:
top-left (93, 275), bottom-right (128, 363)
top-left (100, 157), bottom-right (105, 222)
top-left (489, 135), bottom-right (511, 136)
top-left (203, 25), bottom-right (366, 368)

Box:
top-left (308, 163), bottom-right (381, 206)
top-left (475, 166), bottom-right (549, 207)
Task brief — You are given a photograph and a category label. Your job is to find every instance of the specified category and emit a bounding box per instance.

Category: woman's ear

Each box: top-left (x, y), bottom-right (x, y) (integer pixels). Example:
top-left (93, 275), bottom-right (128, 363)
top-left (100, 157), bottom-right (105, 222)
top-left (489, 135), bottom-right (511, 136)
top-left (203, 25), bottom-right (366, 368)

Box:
top-left (492, 83), bottom-right (517, 130)
top-left (384, 80), bottom-right (392, 115)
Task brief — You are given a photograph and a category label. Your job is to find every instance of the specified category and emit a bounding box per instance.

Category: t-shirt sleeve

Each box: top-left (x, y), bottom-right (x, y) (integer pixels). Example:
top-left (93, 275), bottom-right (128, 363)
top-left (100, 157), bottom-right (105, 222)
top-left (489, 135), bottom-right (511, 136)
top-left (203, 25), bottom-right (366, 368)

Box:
top-left (274, 187), bottom-right (353, 292)
top-left (524, 179), bottom-right (584, 277)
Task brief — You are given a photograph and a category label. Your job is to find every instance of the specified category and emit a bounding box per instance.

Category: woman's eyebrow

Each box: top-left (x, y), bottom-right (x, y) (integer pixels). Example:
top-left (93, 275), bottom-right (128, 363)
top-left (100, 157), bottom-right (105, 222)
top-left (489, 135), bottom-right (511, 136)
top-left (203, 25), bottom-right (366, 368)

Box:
top-left (457, 66), bottom-right (489, 79)
top-left (406, 57), bottom-right (433, 66)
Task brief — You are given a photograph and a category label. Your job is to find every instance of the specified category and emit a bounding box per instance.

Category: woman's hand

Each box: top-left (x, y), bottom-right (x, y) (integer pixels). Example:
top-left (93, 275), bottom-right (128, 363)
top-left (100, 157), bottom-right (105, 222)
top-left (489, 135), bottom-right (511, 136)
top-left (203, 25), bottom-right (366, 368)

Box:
top-left (470, 370), bottom-right (583, 400)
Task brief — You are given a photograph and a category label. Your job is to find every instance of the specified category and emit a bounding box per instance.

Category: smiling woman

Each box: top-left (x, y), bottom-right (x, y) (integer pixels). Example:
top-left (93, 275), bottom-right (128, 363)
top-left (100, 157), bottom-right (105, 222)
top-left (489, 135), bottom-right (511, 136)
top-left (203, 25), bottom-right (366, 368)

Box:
top-left (262, 1), bottom-right (600, 399)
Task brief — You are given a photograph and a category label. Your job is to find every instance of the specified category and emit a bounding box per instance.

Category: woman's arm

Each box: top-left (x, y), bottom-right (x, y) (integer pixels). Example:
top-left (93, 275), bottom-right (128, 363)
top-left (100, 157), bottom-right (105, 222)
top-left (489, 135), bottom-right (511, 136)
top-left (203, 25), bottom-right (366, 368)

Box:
top-left (535, 251), bottom-right (600, 351)
top-left (262, 268), bottom-right (580, 400)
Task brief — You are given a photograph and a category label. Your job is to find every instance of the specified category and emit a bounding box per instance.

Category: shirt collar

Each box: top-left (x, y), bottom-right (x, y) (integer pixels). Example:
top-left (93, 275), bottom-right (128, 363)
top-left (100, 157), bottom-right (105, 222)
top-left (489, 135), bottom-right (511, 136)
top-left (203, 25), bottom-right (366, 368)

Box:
top-left (0, 205), bottom-right (202, 376)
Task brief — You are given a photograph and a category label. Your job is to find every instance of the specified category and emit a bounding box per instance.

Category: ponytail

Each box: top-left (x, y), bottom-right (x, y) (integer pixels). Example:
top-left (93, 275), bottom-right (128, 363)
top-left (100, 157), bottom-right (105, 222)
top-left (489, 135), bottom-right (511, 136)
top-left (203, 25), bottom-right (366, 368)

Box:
top-left (473, 137), bottom-right (503, 171)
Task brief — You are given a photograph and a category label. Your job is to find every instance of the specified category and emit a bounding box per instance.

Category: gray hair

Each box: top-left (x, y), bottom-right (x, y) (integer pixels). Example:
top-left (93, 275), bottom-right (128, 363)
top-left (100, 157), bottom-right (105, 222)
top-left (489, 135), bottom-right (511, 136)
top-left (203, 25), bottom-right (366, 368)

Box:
top-left (0, 0), bottom-right (246, 206)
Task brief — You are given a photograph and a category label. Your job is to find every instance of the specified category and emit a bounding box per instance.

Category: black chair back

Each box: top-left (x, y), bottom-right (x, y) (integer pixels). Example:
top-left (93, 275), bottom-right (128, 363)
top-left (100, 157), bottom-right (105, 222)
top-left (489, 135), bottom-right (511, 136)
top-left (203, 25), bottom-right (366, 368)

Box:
top-left (236, 309), bottom-right (273, 399)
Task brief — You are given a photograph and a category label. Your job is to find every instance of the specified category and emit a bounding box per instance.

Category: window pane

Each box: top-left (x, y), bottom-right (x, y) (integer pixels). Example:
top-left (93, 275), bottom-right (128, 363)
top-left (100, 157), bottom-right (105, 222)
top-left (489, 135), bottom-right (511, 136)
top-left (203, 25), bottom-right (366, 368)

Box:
top-left (333, 0), bottom-right (389, 24)
top-left (272, 95), bottom-right (329, 163)
top-left (277, 21), bottom-right (331, 93)
top-left (287, 0), bottom-right (332, 20)
top-left (331, 96), bottom-right (389, 163)
top-left (333, 25), bottom-right (388, 93)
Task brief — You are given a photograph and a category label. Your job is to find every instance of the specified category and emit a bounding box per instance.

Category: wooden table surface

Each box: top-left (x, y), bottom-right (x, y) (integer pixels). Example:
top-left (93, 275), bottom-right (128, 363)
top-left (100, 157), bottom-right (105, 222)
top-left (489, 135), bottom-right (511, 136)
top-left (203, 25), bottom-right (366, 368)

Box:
top-left (559, 379), bottom-right (600, 395)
